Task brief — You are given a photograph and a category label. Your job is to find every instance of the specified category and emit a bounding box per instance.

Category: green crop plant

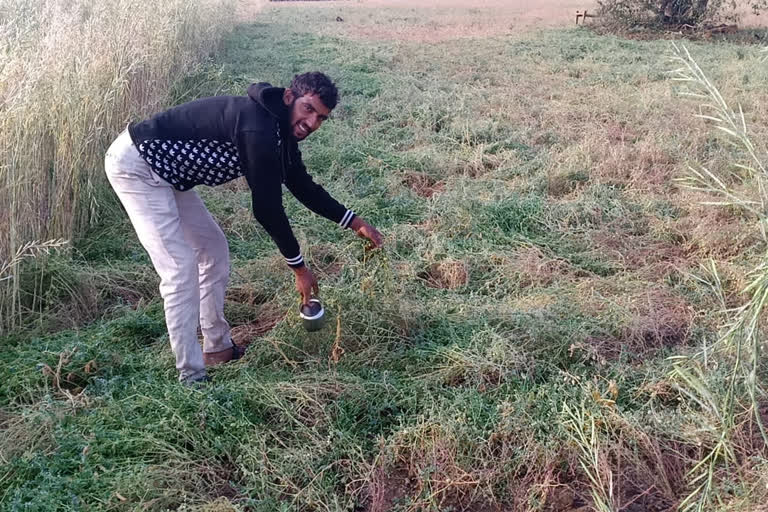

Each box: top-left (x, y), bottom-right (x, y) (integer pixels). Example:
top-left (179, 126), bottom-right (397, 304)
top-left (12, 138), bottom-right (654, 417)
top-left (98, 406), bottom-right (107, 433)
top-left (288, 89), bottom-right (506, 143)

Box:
top-left (3, 3), bottom-right (768, 510)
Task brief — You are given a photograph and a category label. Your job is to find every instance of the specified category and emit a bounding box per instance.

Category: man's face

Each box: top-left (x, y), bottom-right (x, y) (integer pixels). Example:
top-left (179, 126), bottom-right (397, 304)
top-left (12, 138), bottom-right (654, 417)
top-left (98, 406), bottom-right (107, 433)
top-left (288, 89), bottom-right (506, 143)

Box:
top-left (283, 89), bottom-right (331, 141)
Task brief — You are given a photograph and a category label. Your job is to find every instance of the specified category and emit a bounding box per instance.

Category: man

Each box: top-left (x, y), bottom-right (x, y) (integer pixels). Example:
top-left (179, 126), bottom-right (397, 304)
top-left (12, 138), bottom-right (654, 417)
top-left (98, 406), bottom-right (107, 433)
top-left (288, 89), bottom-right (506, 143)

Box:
top-left (104, 72), bottom-right (382, 385)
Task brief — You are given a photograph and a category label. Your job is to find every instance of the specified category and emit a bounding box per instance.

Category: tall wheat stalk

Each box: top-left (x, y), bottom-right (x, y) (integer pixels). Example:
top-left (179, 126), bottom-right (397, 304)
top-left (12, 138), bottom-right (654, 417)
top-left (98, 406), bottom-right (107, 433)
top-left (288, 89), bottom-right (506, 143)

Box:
top-left (0, 239), bottom-right (68, 334)
top-left (668, 42), bottom-right (768, 511)
top-left (0, 0), bottom-right (243, 331)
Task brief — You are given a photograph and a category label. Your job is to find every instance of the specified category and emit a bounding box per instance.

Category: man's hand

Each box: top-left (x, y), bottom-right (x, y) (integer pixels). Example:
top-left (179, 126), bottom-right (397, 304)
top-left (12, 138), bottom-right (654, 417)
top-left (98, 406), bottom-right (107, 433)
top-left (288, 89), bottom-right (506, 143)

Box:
top-left (349, 217), bottom-right (383, 249)
top-left (293, 265), bottom-right (319, 305)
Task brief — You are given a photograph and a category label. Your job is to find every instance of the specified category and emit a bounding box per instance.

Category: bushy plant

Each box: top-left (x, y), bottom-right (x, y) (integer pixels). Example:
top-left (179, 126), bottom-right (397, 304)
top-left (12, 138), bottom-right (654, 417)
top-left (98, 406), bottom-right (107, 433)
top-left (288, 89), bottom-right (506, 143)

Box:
top-left (597, 0), bottom-right (768, 28)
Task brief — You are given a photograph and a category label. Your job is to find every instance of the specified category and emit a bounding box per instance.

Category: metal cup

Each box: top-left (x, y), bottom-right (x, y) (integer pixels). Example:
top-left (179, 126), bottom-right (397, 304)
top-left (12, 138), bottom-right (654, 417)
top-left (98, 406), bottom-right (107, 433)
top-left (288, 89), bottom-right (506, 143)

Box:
top-left (299, 298), bottom-right (325, 332)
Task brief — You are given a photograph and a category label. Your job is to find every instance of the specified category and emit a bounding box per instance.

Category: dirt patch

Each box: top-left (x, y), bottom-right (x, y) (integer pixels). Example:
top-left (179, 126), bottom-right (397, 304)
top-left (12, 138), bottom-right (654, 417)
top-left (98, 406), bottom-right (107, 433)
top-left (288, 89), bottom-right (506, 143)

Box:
top-left (543, 485), bottom-right (588, 512)
top-left (513, 246), bottom-right (572, 288)
top-left (589, 229), bottom-right (687, 278)
top-left (402, 172), bottom-right (444, 198)
top-left (362, 462), bottom-right (498, 512)
top-left (302, 0), bottom-right (598, 41)
top-left (579, 288), bottom-right (693, 362)
top-left (363, 466), bottom-right (414, 512)
top-left (418, 260), bottom-right (468, 289)
top-left (226, 284), bottom-right (273, 306)
top-left (230, 301), bottom-right (285, 346)
top-left (143, 458), bottom-right (244, 508)
top-left (365, 422), bottom-right (689, 512)
top-left (623, 287), bottom-right (693, 348)
top-left (671, 201), bottom-right (763, 261)
top-left (197, 462), bottom-right (240, 502)
top-left (307, 244), bottom-right (344, 277)
top-left (543, 432), bottom-right (687, 512)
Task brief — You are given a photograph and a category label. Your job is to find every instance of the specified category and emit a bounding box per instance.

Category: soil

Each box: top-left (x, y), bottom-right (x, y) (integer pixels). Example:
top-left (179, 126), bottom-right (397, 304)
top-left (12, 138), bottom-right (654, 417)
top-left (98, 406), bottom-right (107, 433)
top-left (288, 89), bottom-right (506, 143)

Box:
top-left (402, 172), bottom-right (444, 198)
top-left (361, 0), bottom-right (595, 28)
top-left (230, 301), bottom-right (286, 346)
top-left (277, 0), bottom-right (767, 41)
top-left (418, 260), bottom-right (469, 289)
top-left (280, 0), bottom-right (599, 41)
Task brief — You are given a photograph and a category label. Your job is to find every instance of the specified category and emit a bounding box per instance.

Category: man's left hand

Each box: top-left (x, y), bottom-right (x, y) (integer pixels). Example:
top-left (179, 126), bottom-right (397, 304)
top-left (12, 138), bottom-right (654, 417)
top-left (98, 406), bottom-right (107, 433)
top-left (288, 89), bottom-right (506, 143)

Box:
top-left (350, 217), bottom-right (383, 249)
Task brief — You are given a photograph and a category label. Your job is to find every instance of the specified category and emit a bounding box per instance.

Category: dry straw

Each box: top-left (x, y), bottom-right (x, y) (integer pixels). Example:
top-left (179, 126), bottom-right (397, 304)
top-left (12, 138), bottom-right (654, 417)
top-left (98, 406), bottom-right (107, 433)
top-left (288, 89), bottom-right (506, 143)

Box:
top-left (0, 0), bottom-right (238, 331)
top-left (669, 42), bottom-right (768, 512)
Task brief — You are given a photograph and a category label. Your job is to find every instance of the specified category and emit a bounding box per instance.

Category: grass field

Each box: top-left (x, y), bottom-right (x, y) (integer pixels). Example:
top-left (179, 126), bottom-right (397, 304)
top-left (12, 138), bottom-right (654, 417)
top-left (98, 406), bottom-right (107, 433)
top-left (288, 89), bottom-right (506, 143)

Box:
top-left (2, 2), bottom-right (768, 511)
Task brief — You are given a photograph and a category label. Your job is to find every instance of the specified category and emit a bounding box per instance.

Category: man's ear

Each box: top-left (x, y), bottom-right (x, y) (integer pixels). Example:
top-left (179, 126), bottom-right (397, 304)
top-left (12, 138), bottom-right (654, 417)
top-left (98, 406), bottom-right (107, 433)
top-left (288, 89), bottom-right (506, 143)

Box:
top-left (283, 88), bottom-right (294, 106)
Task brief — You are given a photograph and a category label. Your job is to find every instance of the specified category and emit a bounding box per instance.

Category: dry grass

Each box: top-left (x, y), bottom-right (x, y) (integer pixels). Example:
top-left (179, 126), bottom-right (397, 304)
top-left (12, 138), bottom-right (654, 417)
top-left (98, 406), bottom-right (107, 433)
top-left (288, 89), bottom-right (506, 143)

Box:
top-left (229, 301), bottom-right (287, 346)
top-left (402, 172), bottom-right (445, 198)
top-left (512, 246), bottom-right (573, 288)
top-left (306, 0), bottom-right (597, 41)
top-left (3, 2), bottom-right (768, 510)
top-left (589, 227), bottom-right (687, 276)
top-left (307, 244), bottom-right (346, 278)
top-left (0, 0), bottom-right (246, 331)
top-left (376, 422), bottom-right (495, 510)
top-left (418, 260), bottom-right (469, 290)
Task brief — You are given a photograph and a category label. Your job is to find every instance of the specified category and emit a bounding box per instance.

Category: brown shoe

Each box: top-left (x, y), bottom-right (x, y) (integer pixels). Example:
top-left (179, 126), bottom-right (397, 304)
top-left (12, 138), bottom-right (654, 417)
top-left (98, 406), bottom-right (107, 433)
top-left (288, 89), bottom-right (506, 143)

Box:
top-left (203, 344), bottom-right (244, 366)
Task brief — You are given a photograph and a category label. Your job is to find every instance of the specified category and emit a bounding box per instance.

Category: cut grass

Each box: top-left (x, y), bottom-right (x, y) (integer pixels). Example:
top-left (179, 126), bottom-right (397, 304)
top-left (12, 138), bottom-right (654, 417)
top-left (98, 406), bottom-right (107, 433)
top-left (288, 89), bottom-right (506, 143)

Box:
top-left (2, 3), bottom-right (767, 511)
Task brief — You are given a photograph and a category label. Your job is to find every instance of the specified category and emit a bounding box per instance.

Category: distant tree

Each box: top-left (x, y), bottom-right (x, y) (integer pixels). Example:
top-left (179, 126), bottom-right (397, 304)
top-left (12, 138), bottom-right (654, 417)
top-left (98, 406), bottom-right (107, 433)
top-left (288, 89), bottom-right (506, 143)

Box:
top-left (597, 0), bottom-right (768, 28)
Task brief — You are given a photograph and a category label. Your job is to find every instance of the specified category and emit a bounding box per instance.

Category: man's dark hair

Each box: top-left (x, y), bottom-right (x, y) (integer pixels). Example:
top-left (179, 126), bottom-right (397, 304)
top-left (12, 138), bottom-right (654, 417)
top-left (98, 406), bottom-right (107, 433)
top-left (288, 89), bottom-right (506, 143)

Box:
top-left (289, 72), bottom-right (338, 110)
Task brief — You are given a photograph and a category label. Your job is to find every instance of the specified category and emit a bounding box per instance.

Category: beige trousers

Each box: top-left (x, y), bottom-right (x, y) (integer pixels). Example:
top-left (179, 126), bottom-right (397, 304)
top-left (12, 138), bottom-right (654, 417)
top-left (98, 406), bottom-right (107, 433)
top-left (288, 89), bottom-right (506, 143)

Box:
top-left (104, 130), bottom-right (232, 381)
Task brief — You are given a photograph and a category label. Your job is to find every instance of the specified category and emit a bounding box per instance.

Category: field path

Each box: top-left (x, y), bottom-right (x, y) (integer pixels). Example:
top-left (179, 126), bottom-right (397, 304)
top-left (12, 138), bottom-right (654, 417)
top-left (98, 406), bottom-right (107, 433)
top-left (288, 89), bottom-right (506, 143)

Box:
top-left (363, 0), bottom-right (598, 28)
top-left (275, 0), bottom-right (599, 40)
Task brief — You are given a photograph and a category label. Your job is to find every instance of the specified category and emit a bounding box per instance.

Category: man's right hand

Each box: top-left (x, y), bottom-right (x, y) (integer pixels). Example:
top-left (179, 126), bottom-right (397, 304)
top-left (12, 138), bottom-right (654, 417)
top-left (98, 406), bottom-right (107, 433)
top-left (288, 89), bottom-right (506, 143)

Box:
top-left (293, 265), bottom-right (319, 305)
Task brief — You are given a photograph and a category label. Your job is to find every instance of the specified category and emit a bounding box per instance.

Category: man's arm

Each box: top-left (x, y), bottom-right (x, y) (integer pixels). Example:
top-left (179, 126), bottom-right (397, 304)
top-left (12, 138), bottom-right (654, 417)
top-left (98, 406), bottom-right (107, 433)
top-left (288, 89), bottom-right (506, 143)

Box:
top-left (284, 148), bottom-right (383, 248)
top-left (238, 130), bottom-right (319, 303)
top-left (349, 216), bottom-right (383, 248)
top-left (283, 149), bottom-right (355, 227)
top-left (239, 132), bottom-right (303, 267)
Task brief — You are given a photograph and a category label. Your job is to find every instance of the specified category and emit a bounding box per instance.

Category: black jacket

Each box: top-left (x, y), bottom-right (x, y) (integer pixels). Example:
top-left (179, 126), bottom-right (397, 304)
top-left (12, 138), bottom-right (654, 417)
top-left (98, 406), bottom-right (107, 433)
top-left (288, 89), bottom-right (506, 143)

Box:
top-left (128, 83), bottom-right (355, 268)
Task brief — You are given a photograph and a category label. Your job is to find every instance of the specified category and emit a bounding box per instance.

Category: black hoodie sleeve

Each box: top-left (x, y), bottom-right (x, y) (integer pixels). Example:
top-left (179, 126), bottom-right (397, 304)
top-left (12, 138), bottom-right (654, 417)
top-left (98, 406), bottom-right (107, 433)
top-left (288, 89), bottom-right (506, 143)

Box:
top-left (284, 146), bottom-right (356, 230)
top-left (237, 130), bottom-right (305, 268)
